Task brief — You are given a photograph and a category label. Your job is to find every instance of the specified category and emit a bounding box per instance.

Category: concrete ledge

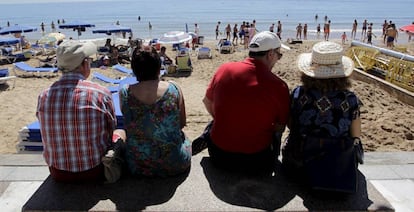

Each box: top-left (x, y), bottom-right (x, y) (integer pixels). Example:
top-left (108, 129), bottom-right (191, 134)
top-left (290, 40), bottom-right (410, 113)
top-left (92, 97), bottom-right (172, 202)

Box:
top-left (22, 155), bottom-right (393, 211)
top-left (351, 68), bottom-right (414, 106)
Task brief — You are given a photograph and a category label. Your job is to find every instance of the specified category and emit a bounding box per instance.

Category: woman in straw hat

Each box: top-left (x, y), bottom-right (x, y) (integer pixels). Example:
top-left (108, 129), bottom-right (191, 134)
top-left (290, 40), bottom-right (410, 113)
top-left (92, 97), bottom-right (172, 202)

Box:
top-left (282, 41), bottom-right (364, 193)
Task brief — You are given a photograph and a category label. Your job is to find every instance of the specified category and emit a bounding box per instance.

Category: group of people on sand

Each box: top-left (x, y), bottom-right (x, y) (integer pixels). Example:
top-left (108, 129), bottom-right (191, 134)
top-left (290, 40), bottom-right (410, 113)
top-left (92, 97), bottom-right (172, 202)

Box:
top-left (212, 17), bottom-right (407, 49)
top-left (37, 31), bottom-right (363, 194)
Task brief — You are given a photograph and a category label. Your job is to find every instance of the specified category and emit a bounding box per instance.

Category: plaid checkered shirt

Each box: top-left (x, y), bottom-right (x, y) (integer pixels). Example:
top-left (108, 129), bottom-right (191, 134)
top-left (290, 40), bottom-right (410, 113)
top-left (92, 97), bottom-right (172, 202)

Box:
top-left (37, 73), bottom-right (116, 172)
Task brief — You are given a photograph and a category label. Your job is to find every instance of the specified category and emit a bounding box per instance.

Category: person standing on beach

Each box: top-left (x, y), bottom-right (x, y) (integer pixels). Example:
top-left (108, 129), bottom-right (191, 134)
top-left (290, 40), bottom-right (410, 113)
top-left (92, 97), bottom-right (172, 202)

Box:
top-left (296, 23), bottom-right (303, 40)
top-left (192, 31), bottom-right (290, 174)
top-left (316, 24), bottom-right (321, 38)
top-left (324, 20), bottom-right (331, 41)
top-left (351, 19), bottom-right (358, 39)
top-left (341, 32), bottom-right (348, 45)
top-left (239, 22), bottom-right (245, 45)
top-left (303, 23), bottom-right (308, 40)
top-left (40, 22), bottom-right (45, 33)
top-left (225, 23), bottom-right (231, 40)
top-left (215, 21), bottom-right (221, 40)
top-left (361, 20), bottom-right (368, 39)
top-left (367, 23), bottom-right (376, 44)
top-left (269, 23), bottom-right (275, 32)
top-left (51, 21), bottom-right (55, 32)
top-left (386, 24), bottom-right (398, 47)
top-left (382, 20), bottom-right (389, 43)
top-left (233, 23), bottom-right (239, 45)
top-left (248, 23), bottom-right (256, 43)
top-left (36, 40), bottom-right (118, 183)
top-left (277, 20), bottom-right (282, 39)
top-left (244, 22), bottom-right (250, 49)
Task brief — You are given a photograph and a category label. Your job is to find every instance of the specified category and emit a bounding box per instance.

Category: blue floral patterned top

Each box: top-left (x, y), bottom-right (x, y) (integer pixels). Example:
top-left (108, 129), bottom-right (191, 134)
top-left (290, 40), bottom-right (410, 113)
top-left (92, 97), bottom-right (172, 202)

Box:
top-left (289, 86), bottom-right (362, 138)
top-left (119, 83), bottom-right (191, 177)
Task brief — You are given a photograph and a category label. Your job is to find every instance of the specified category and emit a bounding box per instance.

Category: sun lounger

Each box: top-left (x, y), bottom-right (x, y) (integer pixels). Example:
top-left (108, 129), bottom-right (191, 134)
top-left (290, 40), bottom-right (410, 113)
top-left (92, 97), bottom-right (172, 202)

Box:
top-left (0, 68), bottom-right (16, 88)
top-left (197, 47), bottom-right (212, 59)
top-left (92, 72), bottom-right (122, 84)
top-left (112, 64), bottom-right (133, 75)
top-left (217, 39), bottom-right (234, 54)
top-left (13, 61), bottom-right (58, 77)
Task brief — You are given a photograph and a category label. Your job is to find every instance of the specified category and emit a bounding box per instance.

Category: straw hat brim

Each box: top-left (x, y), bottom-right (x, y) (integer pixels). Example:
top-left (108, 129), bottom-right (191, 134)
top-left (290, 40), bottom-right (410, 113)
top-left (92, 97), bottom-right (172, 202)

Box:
top-left (297, 53), bottom-right (354, 79)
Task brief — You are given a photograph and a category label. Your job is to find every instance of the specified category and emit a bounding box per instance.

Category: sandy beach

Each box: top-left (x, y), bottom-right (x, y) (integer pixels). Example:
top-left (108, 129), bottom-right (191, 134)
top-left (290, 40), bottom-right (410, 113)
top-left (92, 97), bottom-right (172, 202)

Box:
top-left (0, 37), bottom-right (413, 154)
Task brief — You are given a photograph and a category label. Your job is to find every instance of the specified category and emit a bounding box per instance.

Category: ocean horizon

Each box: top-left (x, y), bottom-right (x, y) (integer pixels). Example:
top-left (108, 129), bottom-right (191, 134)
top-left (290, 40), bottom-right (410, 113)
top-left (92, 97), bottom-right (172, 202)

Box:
top-left (0, 0), bottom-right (412, 44)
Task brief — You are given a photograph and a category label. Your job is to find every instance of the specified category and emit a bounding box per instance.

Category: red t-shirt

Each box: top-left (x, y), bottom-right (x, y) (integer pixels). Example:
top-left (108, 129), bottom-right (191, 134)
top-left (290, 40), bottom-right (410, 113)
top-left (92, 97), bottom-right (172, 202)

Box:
top-left (206, 58), bottom-right (290, 153)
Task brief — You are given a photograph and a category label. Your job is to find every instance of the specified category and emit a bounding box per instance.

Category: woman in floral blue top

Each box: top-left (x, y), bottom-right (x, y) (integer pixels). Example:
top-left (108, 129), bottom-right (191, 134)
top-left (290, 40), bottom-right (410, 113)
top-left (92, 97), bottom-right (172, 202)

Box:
top-left (119, 47), bottom-right (191, 177)
top-left (282, 41), bottom-right (363, 193)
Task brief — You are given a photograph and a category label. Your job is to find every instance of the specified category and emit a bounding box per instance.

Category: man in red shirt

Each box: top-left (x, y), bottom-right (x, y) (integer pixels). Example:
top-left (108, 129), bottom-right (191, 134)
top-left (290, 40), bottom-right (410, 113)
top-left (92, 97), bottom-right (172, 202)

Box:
top-left (194, 31), bottom-right (290, 174)
top-left (37, 40), bottom-right (117, 183)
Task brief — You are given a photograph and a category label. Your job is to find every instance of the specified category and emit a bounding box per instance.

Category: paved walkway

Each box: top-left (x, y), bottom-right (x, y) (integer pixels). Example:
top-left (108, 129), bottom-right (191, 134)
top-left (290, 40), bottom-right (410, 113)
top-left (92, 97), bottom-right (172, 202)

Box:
top-left (0, 152), bottom-right (413, 211)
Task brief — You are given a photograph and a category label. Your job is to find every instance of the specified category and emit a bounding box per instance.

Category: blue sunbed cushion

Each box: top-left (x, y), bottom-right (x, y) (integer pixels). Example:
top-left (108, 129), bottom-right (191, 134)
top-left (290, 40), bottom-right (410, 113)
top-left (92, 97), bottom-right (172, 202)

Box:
top-left (0, 69), bottom-right (9, 77)
top-left (112, 64), bottom-right (133, 75)
top-left (92, 72), bottom-right (121, 84)
top-left (15, 62), bottom-right (58, 72)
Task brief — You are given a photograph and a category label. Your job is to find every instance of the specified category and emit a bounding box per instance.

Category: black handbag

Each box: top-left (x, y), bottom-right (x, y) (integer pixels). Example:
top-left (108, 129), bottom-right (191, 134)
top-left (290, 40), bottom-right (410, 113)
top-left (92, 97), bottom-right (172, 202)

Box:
top-left (283, 134), bottom-right (364, 193)
top-left (303, 135), bottom-right (360, 193)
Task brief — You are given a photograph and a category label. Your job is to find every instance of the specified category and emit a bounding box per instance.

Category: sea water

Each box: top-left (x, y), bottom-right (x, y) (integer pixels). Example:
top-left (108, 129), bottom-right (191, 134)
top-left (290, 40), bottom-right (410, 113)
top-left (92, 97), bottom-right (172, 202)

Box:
top-left (0, 0), bottom-right (412, 44)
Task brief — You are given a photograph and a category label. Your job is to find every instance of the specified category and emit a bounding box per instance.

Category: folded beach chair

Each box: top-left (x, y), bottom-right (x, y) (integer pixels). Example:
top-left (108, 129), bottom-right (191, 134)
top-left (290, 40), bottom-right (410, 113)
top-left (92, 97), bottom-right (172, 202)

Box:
top-left (0, 68), bottom-right (16, 88)
top-left (112, 64), bottom-right (133, 75)
top-left (13, 61), bottom-right (58, 77)
top-left (92, 72), bottom-right (122, 84)
top-left (197, 47), bottom-right (212, 59)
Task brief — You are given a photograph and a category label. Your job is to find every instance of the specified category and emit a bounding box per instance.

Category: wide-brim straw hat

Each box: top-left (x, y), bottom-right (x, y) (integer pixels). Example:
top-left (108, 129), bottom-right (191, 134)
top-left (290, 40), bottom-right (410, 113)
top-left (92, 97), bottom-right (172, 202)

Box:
top-left (297, 41), bottom-right (354, 79)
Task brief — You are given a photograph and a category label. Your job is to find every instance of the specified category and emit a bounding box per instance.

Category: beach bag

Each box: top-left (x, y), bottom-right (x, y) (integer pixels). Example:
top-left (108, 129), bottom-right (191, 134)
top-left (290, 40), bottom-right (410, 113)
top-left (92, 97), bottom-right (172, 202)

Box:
top-left (282, 134), bottom-right (363, 193)
top-left (102, 139), bottom-right (125, 183)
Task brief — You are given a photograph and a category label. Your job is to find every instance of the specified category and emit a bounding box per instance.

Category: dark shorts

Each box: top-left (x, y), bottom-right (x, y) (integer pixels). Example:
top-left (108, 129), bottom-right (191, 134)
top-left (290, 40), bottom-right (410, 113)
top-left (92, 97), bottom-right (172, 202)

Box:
top-left (193, 121), bottom-right (279, 174)
top-left (387, 36), bottom-right (395, 42)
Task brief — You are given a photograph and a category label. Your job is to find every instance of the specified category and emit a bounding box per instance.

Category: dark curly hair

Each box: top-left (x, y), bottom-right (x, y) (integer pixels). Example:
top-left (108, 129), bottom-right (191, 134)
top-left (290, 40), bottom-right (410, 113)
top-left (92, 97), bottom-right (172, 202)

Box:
top-left (131, 47), bottom-right (161, 81)
top-left (301, 73), bottom-right (352, 93)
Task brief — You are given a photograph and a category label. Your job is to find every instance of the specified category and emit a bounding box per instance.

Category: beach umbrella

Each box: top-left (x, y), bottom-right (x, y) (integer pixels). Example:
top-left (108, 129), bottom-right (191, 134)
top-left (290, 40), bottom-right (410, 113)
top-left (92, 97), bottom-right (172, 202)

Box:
top-left (399, 24), bottom-right (414, 33)
top-left (92, 25), bottom-right (132, 34)
top-left (92, 25), bottom-right (132, 45)
top-left (38, 35), bottom-right (57, 44)
top-left (0, 37), bottom-right (20, 46)
top-left (0, 25), bottom-right (37, 35)
top-left (47, 32), bottom-right (65, 41)
top-left (58, 20), bottom-right (95, 29)
top-left (59, 20), bottom-right (95, 39)
top-left (158, 31), bottom-right (192, 44)
top-left (188, 32), bottom-right (197, 38)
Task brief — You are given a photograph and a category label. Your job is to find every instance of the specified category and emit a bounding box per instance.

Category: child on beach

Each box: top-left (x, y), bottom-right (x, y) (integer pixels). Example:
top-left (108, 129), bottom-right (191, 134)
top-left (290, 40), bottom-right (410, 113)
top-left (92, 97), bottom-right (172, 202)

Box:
top-left (367, 23), bottom-right (377, 45)
top-left (341, 32), bottom-right (348, 45)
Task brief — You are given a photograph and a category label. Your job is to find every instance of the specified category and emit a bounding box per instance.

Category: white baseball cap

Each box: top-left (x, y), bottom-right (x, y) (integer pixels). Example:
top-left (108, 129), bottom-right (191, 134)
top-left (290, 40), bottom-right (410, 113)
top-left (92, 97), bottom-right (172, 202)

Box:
top-left (248, 31), bottom-right (290, 52)
top-left (57, 40), bottom-right (97, 72)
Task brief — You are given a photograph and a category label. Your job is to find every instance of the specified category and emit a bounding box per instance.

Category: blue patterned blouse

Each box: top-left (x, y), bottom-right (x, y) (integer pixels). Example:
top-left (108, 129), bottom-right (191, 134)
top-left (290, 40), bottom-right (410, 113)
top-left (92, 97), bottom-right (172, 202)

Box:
top-left (119, 83), bottom-right (191, 177)
top-left (289, 86), bottom-right (362, 138)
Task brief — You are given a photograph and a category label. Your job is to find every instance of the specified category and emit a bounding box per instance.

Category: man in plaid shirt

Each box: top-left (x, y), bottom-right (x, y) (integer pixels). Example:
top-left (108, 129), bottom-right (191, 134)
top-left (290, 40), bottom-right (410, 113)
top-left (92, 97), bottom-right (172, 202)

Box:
top-left (36, 40), bottom-right (117, 183)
